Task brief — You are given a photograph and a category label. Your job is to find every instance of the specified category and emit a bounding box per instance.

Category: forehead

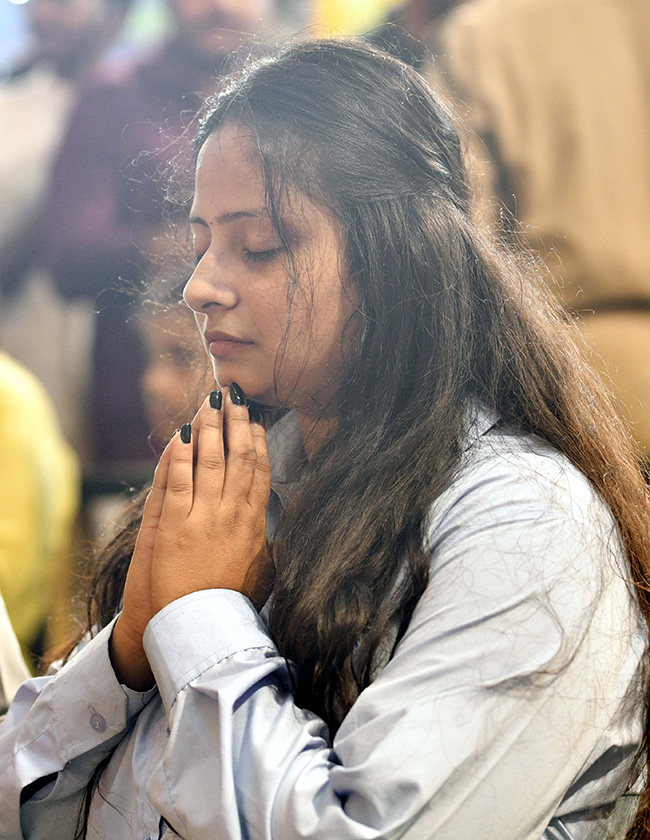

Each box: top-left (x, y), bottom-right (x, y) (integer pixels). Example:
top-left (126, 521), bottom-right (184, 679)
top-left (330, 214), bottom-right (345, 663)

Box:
top-left (193, 125), bottom-right (265, 214)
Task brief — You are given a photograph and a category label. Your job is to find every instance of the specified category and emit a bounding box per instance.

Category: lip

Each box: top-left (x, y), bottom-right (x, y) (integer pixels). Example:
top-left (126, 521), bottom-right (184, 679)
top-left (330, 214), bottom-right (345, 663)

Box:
top-left (204, 329), bottom-right (253, 359)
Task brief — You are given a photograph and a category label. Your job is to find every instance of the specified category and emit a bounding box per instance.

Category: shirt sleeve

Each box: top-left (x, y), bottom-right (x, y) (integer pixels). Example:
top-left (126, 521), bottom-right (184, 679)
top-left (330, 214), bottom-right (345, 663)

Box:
top-left (0, 619), bottom-right (143, 839)
top-left (142, 445), bottom-right (644, 840)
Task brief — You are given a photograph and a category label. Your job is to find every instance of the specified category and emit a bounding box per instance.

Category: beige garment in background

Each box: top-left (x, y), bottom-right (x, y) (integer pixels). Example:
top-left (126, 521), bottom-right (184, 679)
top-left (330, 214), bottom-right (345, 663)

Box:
top-left (427, 0), bottom-right (650, 449)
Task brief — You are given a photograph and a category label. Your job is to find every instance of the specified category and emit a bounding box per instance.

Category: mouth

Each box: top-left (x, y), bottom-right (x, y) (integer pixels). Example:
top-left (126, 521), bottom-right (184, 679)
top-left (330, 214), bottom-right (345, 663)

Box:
top-left (204, 329), bottom-right (253, 359)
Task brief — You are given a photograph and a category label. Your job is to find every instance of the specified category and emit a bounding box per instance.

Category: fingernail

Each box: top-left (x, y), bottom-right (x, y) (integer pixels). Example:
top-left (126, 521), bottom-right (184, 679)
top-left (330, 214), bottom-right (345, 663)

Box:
top-left (230, 382), bottom-right (246, 406)
top-left (209, 390), bottom-right (222, 410)
top-left (248, 406), bottom-right (262, 424)
top-left (180, 423), bottom-right (191, 444)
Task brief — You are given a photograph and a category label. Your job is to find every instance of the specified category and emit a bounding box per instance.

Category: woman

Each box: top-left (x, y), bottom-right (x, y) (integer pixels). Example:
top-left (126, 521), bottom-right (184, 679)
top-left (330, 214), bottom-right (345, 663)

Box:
top-left (2, 39), bottom-right (649, 840)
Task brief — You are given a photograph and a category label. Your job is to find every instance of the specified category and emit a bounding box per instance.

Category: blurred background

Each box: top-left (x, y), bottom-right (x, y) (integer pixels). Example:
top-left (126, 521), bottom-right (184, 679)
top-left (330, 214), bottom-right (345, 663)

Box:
top-left (0, 0), bottom-right (648, 676)
top-left (0, 0), bottom-right (398, 674)
top-left (0, 0), bottom-right (397, 66)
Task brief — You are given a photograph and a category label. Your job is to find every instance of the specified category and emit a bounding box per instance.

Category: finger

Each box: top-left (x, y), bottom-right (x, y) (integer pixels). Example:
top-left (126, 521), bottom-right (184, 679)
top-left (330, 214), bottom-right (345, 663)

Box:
top-left (147, 434), bottom-right (173, 510)
top-left (159, 423), bottom-right (194, 524)
top-left (193, 390), bottom-right (226, 505)
top-left (136, 434), bottom-right (173, 544)
top-left (222, 383), bottom-right (258, 501)
top-left (130, 435), bottom-right (175, 607)
top-left (189, 390), bottom-right (212, 461)
top-left (248, 410), bottom-right (271, 510)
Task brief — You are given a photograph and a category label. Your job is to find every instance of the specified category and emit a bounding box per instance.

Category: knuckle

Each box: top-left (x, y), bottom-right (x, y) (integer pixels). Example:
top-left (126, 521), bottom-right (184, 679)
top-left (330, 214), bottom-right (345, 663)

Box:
top-left (167, 478), bottom-right (193, 495)
top-left (201, 452), bottom-right (225, 471)
top-left (232, 447), bottom-right (257, 466)
top-left (254, 455), bottom-right (271, 475)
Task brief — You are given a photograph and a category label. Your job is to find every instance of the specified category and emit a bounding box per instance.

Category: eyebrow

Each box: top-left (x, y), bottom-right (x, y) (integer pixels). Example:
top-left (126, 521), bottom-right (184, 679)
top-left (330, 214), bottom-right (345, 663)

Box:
top-left (189, 209), bottom-right (268, 227)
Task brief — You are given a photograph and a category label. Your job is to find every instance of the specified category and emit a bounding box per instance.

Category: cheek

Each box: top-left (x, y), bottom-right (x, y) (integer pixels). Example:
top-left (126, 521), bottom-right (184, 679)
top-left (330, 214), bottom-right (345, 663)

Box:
top-left (249, 278), bottom-right (292, 346)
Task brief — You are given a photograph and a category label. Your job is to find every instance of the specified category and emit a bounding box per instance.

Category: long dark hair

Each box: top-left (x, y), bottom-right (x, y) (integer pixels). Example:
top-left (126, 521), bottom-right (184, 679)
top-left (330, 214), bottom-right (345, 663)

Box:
top-left (70, 39), bottom-right (650, 836)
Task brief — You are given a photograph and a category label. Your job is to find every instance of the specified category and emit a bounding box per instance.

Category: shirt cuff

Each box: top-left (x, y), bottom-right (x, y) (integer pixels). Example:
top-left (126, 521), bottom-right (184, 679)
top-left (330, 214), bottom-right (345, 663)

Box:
top-left (143, 589), bottom-right (277, 715)
top-left (44, 618), bottom-right (129, 763)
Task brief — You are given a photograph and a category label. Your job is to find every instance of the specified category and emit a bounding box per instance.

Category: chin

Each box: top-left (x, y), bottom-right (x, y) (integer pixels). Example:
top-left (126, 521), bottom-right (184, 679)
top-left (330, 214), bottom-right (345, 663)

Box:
top-left (213, 371), bottom-right (277, 407)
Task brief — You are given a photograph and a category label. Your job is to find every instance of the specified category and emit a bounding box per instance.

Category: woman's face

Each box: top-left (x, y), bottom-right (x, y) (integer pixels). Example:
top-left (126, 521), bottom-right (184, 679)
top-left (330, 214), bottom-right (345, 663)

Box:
top-left (184, 124), bottom-right (360, 413)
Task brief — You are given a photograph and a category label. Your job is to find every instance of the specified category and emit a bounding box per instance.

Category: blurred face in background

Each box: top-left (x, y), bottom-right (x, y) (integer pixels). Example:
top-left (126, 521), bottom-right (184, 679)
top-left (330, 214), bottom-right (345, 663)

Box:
top-left (28, 0), bottom-right (122, 68)
top-left (141, 304), bottom-right (214, 447)
top-left (166, 0), bottom-right (277, 61)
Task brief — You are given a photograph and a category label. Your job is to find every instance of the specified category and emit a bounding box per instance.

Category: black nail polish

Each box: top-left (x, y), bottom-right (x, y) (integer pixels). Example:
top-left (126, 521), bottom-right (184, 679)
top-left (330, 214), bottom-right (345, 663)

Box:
top-left (209, 390), bottom-right (222, 410)
top-left (230, 382), bottom-right (246, 406)
top-left (180, 423), bottom-right (191, 444)
top-left (248, 406), bottom-right (262, 424)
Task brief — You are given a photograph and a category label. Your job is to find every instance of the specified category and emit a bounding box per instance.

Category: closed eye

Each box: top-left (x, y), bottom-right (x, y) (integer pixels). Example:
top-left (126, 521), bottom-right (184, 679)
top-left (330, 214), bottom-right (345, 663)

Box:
top-left (243, 247), bottom-right (284, 263)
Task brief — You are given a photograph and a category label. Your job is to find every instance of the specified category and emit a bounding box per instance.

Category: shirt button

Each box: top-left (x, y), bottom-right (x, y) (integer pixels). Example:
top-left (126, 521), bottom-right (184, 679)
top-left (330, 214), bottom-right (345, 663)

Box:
top-left (90, 712), bottom-right (107, 732)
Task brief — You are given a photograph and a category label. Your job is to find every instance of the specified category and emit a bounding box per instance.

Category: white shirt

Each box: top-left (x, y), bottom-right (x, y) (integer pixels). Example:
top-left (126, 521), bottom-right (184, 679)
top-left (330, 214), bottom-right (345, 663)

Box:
top-left (0, 590), bottom-right (29, 712)
top-left (0, 409), bottom-right (644, 839)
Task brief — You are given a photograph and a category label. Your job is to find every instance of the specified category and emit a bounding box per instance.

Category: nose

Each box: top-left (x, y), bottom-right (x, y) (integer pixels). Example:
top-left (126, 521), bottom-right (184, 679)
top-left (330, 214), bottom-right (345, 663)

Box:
top-left (183, 255), bottom-right (238, 314)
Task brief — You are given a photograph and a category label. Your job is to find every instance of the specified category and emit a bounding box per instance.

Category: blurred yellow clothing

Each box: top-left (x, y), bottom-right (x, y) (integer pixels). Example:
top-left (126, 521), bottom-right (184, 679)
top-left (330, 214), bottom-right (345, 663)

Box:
top-left (427, 0), bottom-right (650, 449)
top-left (0, 352), bottom-right (79, 662)
top-left (312, 0), bottom-right (394, 31)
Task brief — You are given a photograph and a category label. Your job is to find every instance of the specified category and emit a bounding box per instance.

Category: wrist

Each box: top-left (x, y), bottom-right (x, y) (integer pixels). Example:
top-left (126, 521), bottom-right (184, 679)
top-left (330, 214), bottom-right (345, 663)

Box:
top-left (111, 616), bottom-right (155, 691)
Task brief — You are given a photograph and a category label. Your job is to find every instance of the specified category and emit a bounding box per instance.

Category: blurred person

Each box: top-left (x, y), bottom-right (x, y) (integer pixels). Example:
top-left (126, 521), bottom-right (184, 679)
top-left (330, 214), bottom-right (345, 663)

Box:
top-left (427, 0), bottom-right (650, 451)
top-left (0, 0), bottom-right (133, 455)
top-left (366, 0), bottom-right (467, 70)
top-left (0, 351), bottom-right (79, 669)
top-left (40, 0), bottom-right (280, 470)
top-left (0, 0), bottom-right (133, 292)
top-left (4, 0), bottom-right (129, 81)
top-left (140, 291), bottom-right (213, 448)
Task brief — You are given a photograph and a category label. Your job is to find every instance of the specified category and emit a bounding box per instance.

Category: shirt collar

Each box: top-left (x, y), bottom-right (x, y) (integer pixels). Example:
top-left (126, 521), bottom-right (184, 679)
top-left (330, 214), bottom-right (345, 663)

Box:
top-left (266, 402), bottom-right (499, 505)
top-left (266, 410), bottom-right (305, 507)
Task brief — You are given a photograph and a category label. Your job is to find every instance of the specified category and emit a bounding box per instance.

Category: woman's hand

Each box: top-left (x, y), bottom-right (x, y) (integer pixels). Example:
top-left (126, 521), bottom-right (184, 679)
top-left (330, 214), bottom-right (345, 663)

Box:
top-left (111, 441), bottom-right (173, 690)
top-left (111, 386), bottom-right (272, 690)
top-left (150, 387), bottom-right (272, 613)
